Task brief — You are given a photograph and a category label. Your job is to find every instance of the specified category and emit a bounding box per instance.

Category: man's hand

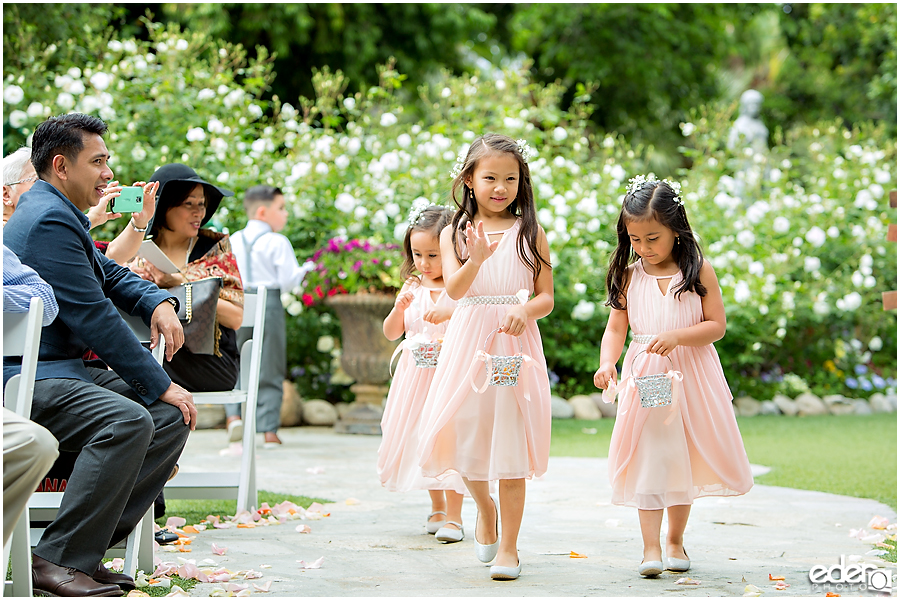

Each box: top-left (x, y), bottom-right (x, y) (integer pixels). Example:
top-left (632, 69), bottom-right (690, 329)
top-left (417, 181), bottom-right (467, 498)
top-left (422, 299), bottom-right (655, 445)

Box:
top-left (151, 299), bottom-right (184, 361)
top-left (159, 382), bottom-right (197, 430)
top-left (87, 181), bottom-right (123, 229)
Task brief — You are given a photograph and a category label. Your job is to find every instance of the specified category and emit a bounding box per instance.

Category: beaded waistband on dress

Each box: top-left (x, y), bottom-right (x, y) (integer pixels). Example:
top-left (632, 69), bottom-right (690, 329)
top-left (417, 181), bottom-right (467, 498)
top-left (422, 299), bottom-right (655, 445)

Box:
top-left (457, 295), bottom-right (521, 308)
top-left (632, 334), bottom-right (655, 344)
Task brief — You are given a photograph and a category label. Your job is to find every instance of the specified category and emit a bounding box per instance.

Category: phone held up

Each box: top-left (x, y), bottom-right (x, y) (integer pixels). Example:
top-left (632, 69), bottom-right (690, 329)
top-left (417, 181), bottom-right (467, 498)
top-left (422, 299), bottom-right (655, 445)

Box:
top-left (109, 186), bottom-right (143, 213)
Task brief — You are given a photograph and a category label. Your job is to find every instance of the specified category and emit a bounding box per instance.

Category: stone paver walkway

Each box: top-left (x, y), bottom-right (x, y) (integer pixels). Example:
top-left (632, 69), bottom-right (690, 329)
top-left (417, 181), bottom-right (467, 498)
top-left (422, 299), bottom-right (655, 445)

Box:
top-left (158, 426), bottom-right (896, 596)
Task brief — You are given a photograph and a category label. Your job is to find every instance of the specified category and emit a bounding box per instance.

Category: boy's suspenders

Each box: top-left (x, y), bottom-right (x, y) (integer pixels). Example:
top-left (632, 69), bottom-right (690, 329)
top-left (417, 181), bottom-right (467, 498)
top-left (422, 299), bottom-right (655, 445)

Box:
top-left (240, 230), bottom-right (270, 288)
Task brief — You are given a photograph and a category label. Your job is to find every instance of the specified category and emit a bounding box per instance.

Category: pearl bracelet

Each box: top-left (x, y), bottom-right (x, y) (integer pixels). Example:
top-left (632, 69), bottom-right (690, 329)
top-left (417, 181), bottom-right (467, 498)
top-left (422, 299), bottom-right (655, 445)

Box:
top-left (130, 217), bottom-right (148, 232)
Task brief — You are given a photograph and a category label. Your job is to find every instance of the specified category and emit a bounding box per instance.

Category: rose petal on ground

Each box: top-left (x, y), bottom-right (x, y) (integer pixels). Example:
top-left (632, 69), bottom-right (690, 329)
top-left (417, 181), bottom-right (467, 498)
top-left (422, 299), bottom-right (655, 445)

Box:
top-left (209, 587), bottom-right (227, 597)
top-left (296, 524), bottom-right (311, 533)
top-left (126, 591), bottom-right (150, 597)
top-left (675, 577), bottom-right (701, 585)
top-left (104, 558), bottom-right (125, 572)
top-left (743, 583), bottom-right (761, 597)
top-left (825, 592), bottom-right (841, 597)
top-left (865, 549), bottom-right (888, 556)
top-left (212, 543), bottom-right (227, 555)
top-left (149, 578), bottom-right (172, 588)
top-left (183, 526), bottom-right (199, 534)
top-left (849, 528), bottom-right (866, 539)
top-left (774, 582), bottom-right (791, 590)
top-left (569, 551), bottom-right (587, 559)
top-left (345, 498), bottom-right (360, 505)
top-left (868, 516), bottom-right (889, 530)
top-left (306, 467), bottom-right (325, 474)
top-left (219, 442), bottom-right (243, 456)
top-left (165, 585), bottom-right (190, 597)
top-left (307, 502), bottom-right (326, 513)
top-left (211, 572), bottom-right (232, 583)
top-left (199, 559), bottom-right (218, 567)
top-left (152, 564), bottom-right (178, 578)
top-left (165, 516), bottom-right (187, 529)
top-left (861, 533), bottom-right (885, 544)
top-left (252, 581), bottom-right (272, 592)
top-left (297, 557), bottom-right (325, 569)
top-left (259, 565), bottom-right (272, 569)
top-left (768, 574), bottom-right (785, 580)
top-left (225, 583), bottom-right (249, 593)
top-left (177, 563), bottom-right (201, 580)
top-left (236, 523), bottom-right (256, 529)
top-left (237, 570), bottom-right (262, 580)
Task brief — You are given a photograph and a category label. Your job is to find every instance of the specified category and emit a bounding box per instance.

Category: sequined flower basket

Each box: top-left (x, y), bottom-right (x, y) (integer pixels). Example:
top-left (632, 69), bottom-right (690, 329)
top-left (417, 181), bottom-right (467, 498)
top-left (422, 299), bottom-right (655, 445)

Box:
top-left (410, 339), bottom-right (441, 368)
top-left (626, 351), bottom-right (675, 408)
top-left (480, 327), bottom-right (525, 387)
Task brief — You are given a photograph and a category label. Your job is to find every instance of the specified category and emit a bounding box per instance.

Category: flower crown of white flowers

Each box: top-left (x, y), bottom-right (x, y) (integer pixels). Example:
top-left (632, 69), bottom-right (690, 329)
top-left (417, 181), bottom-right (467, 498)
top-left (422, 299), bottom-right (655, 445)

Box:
top-left (449, 138), bottom-right (538, 179)
top-left (407, 198), bottom-right (443, 228)
top-left (625, 174), bottom-right (684, 206)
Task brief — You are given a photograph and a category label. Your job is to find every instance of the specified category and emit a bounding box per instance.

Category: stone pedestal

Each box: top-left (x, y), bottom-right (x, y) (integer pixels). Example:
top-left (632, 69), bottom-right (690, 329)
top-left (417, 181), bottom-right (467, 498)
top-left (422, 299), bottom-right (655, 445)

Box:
top-left (326, 293), bottom-right (398, 435)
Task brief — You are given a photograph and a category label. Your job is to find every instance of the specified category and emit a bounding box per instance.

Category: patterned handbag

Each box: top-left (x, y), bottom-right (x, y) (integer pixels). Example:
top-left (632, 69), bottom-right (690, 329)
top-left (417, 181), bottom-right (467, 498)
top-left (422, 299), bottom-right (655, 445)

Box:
top-left (169, 276), bottom-right (223, 355)
top-left (481, 327), bottom-right (525, 387)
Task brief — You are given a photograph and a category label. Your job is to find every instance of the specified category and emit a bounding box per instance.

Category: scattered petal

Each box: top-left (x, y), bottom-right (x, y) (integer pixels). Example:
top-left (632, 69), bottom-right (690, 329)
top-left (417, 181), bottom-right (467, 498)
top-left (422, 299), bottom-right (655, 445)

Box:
top-left (774, 582), bottom-right (791, 590)
top-left (177, 563), bottom-right (200, 580)
top-left (259, 565), bottom-right (272, 569)
top-left (307, 502), bottom-right (326, 513)
top-left (126, 591), bottom-right (151, 597)
top-left (861, 533), bottom-right (885, 544)
top-left (165, 516), bottom-right (187, 530)
top-left (675, 577), bottom-right (701, 585)
top-left (825, 593), bottom-right (841, 597)
top-left (297, 557), bottom-right (325, 569)
top-left (768, 574), bottom-right (785, 581)
top-left (198, 558), bottom-right (219, 567)
top-left (865, 549), bottom-right (888, 556)
top-left (569, 551), bottom-right (587, 559)
top-left (345, 498), bottom-right (360, 505)
top-left (104, 558), bottom-right (125, 572)
top-left (183, 526), bottom-right (199, 534)
top-left (165, 584), bottom-right (190, 597)
top-left (295, 524), bottom-right (311, 533)
top-left (149, 578), bottom-right (172, 588)
top-left (212, 543), bottom-right (228, 556)
top-left (225, 583), bottom-right (249, 593)
top-left (219, 442), bottom-right (243, 456)
top-left (236, 523), bottom-right (256, 529)
top-left (744, 583), bottom-right (761, 597)
top-left (868, 516), bottom-right (890, 530)
top-left (252, 581), bottom-right (272, 592)
top-left (604, 518), bottom-right (620, 528)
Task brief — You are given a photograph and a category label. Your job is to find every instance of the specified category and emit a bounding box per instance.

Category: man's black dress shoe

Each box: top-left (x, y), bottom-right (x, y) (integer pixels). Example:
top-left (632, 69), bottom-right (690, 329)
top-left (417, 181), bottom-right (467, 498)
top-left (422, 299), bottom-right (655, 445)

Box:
top-left (32, 555), bottom-right (123, 597)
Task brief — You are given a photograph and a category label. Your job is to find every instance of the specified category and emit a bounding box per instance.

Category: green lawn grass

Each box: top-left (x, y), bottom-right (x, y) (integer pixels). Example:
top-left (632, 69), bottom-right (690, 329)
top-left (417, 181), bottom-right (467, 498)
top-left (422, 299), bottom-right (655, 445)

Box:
top-left (550, 413), bottom-right (897, 510)
top-left (155, 490), bottom-right (331, 528)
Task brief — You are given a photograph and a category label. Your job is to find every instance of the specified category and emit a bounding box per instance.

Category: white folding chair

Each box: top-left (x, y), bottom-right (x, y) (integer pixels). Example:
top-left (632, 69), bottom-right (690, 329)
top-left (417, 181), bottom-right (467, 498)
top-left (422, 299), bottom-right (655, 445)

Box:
top-left (3, 296), bottom-right (43, 597)
top-left (120, 287), bottom-right (266, 513)
top-left (4, 297), bottom-right (155, 587)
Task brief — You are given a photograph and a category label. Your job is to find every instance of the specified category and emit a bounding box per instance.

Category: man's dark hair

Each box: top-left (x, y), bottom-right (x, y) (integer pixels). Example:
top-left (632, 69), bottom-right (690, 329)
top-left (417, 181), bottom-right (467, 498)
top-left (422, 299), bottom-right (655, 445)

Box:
top-left (31, 113), bottom-right (108, 179)
top-left (243, 184), bottom-right (283, 213)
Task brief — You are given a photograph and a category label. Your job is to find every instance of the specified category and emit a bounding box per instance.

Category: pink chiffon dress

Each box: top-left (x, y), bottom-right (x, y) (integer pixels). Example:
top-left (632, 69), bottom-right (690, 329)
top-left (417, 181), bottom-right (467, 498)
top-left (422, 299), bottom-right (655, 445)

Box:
top-left (377, 281), bottom-right (465, 493)
top-left (418, 220), bottom-right (552, 482)
top-left (608, 259), bottom-right (754, 509)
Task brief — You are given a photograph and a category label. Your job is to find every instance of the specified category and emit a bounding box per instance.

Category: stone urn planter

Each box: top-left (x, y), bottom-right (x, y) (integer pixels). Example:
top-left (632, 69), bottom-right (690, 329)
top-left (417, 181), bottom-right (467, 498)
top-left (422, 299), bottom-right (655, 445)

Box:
top-left (326, 293), bottom-right (399, 434)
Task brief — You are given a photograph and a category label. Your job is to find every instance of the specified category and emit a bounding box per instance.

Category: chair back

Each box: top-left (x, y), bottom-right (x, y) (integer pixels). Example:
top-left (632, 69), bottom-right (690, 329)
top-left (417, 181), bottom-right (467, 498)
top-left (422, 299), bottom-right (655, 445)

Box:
top-left (3, 297), bottom-right (44, 417)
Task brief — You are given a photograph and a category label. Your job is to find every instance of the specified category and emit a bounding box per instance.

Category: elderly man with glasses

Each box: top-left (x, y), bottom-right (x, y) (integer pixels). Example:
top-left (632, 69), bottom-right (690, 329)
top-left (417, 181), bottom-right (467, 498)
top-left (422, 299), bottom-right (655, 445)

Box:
top-left (3, 147), bottom-right (39, 225)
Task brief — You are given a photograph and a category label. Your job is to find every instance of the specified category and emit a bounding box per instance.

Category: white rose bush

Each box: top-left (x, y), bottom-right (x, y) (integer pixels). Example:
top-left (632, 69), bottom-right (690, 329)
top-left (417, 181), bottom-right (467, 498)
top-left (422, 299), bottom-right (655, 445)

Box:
top-left (3, 19), bottom-right (895, 402)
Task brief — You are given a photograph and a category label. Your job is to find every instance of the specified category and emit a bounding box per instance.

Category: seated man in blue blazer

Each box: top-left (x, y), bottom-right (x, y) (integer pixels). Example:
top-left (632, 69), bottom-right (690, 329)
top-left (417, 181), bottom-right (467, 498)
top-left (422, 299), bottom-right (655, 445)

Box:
top-left (4, 113), bottom-right (197, 597)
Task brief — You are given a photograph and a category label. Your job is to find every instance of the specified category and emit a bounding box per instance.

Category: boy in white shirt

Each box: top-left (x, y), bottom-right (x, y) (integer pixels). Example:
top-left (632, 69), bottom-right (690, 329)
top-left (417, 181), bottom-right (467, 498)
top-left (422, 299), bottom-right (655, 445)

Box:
top-left (229, 186), bottom-right (312, 447)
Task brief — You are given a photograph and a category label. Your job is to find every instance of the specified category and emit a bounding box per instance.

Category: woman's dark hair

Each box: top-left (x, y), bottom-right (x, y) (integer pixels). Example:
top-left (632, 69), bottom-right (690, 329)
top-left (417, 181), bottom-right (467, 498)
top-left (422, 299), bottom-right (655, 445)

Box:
top-left (149, 181), bottom-right (206, 238)
top-left (606, 179), bottom-right (706, 310)
top-left (448, 133), bottom-right (551, 280)
top-left (31, 113), bottom-right (108, 178)
top-left (400, 206), bottom-right (453, 283)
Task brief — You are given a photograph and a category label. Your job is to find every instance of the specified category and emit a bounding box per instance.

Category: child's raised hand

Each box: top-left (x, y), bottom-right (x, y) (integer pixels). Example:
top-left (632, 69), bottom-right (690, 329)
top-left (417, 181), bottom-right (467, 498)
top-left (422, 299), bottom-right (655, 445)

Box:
top-left (593, 362), bottom-right (618, 391)
top-left (465, 220), bottom-right (499, 265)
top-left (423, 306), bottom-right (453, 325)
top-left (498, 305), bottom-right (527, 336)
top-left (394, 290), bottom-right (415, 310)
top-left (646, 332), bottom-right (679, 357)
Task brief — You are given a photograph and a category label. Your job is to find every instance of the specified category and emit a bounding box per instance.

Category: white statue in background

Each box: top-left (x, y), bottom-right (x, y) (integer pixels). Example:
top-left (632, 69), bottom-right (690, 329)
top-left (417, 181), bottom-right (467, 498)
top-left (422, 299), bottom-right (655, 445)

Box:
top-left (728, 89), bottom-right (768, 153)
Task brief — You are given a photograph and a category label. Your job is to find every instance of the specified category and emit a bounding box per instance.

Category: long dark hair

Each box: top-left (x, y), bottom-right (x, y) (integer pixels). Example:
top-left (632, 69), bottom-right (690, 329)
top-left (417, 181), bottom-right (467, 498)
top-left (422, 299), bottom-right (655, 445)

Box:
top-left (399, 205), bottom-right (453, 284)
top-left (448, 133), bottom-right (551, 280)
top-left (606, 179), bottom-right (706, 310)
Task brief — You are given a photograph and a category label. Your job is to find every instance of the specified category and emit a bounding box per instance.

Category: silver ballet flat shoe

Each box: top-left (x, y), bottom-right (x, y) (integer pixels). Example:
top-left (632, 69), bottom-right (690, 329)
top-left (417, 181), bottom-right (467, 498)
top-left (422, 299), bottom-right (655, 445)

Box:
top-left (474, 496), bottom-right (499, 563)
top-left (638, 561), bottom-right (663, 577)
top-left (665, 549), bottom-right (690, 572)
top-left (435, 521), bottom-right (464, 543)
top-left (425, 511), bottom-right (447, 535)
top-left (490, 561), bottom-right (521, 581)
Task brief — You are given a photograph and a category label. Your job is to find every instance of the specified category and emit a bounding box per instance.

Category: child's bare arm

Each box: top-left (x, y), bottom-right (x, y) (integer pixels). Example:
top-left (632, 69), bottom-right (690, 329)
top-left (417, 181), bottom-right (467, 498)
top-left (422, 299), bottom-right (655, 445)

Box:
top-left (383, 280), bottom-right (415, 341)
top-left (646, 260), bottom-right (726, 356)
top-left (442, 224), bottom-right (478, 300)
top-left (594, 306), bottom-right (629, 390)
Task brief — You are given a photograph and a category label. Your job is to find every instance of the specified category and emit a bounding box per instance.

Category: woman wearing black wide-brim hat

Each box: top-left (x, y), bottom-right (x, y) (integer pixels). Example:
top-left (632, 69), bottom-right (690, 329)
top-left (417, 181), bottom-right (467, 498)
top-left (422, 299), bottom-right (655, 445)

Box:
top-left (131, 163), bottom-right (244, 401)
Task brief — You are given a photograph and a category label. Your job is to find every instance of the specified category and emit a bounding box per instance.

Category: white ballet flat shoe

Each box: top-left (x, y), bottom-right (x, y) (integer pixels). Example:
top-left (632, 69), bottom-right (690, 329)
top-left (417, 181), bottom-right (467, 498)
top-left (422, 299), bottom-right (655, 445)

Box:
top-left (474, 496), bottom-right (499, 563)
top-left (435, 521), bottom-right (464, 543)
top-left (638, 561), bottom-right (663, 577)
top-left (490, 561), bottom-right (521, 581)
top-left (665, 549), bottom-right (690, 572)
top-left (425, 511), bottom-right (447, 535)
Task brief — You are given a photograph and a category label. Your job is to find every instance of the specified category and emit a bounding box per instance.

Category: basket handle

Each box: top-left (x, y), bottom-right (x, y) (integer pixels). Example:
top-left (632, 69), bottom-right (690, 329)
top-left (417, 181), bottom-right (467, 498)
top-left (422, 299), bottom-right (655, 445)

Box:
top-left (482, 327), bottom-right (524, 356)
top-left (624, 349), bottom-right (674, 380)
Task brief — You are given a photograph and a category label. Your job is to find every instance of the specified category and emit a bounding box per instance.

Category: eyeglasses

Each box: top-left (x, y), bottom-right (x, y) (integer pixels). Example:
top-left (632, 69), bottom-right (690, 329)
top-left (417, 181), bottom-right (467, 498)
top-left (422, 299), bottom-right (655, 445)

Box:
top-left (5, 175), bottom-right (37, 186)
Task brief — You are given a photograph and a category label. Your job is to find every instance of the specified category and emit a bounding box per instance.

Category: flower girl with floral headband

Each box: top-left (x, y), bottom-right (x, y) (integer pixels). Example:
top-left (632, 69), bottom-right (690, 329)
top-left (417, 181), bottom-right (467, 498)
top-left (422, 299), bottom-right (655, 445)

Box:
top-left (377, 201), bottom-right (467, 541)
top-left (593, 175), bottom-right (753, 578)
top-left (417, 133), bottom-right (553, 581)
